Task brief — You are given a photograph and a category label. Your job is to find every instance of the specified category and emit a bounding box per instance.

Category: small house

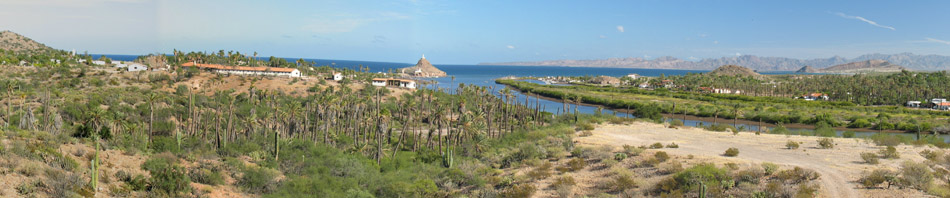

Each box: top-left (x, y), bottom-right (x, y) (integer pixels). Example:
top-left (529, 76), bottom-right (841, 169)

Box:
top-left (625, 73), bottom-right (639, 79)
top-left (127, 64), bottom-right (148, 72)
top-left (590, 76), bottom-right (621, 86)
top-left (906, 101), bottom-right (922, 108)
top-left (332, 72), bottom-right (343, 81)
top-left (371, 78), bottom-right (416, 89)
top-left (802, 93), bottom-right (829, 101)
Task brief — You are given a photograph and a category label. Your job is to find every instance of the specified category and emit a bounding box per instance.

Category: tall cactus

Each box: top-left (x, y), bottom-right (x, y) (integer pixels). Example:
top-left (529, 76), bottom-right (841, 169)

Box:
top-left (442, 148), bottom-right (454, 168)
top-left (91, 134), bottom-right (100, 195)
top-left (699, 182), bottom-right (707, 198)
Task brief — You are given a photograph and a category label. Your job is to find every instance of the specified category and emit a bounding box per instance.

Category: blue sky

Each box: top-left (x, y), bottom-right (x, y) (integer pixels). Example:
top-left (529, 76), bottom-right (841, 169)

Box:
top-left (1, 0), bottom-right (948, 64)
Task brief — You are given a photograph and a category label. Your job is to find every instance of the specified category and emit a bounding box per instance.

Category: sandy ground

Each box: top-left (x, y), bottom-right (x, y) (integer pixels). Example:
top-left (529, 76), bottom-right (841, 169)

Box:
top-left (576, 122), bottom-right (940, 198)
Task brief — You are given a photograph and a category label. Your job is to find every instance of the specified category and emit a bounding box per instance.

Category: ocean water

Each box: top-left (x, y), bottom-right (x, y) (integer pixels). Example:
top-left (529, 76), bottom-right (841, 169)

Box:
top-left (95, 54), bottom-right (948, 141)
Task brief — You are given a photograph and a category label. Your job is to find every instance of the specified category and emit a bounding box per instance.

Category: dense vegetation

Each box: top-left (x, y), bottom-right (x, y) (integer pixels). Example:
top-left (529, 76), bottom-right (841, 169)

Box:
top-left (498, 79), bottom-right (950, 137)
top-left (631, 70), bottom-right (950, 106)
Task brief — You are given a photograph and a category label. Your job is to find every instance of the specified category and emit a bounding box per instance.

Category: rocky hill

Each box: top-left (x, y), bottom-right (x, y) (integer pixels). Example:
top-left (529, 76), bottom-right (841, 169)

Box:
top-left (707, 65), bottom-right (766, 79)
top-left (399, 55), bottom-right (447, 77)
top-left (816, 60), bottom-right (906, 74)
top-left (796, 66), bottom-right (820, 73)
top-left (0, 30), bottom-right (54, 52)
top-left (480, 53), bottom-right (950, 71)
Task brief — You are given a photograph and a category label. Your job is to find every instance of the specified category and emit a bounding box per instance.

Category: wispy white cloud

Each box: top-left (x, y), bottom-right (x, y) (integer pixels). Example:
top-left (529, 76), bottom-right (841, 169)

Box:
top-left (834, 12), bottom-right (895, 30)
top-left (925, 37), bottom-right (950, 45)
top-left (598, 35), bottom-right (607, 39)
top-left (302, 12), bottom-right (411, 34)
top-left (506, 45), bottom-right (515, 49)
top-left (735, 52), bottom-right (742, 56)
top-left (688, 56), bottom-right (699, 60)
top-left (713, 40), bottom-right (719, 44)
top-left (616, 25), bottom-right (624, 33)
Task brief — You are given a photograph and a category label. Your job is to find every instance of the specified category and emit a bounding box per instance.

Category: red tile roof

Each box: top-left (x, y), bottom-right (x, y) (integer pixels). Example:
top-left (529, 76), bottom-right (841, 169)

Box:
top-left (182, 62), bottom-right (297, 73)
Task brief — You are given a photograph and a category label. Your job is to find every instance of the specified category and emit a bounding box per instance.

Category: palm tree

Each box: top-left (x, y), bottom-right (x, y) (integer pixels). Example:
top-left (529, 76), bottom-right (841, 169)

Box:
top-left (145, 92), bottom-right (165, 145)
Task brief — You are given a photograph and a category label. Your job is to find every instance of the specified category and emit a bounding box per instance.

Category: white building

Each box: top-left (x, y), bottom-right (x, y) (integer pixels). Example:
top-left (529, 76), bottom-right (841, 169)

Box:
top-left (371, 78), bottom-right (416, 89)
top-left (91, 60), bottom-right (107, 65)
top-left (127, 64), bottom-right (148, 72)
top-left (626, 73), bottom-right (639, 79)
top-left (907, 101), bottom-right (922, 108)
top-left (182, 62), bottom-right (301, 78)
top-left (332, 72), bottom-right (343, 81)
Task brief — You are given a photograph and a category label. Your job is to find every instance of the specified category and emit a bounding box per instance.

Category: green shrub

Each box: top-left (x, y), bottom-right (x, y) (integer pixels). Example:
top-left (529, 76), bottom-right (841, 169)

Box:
top-left (614, 153), bottom-right (628, 161)
top-left (817, 138), bottom-right (834, 149)
top-left (576, 122), bottom-right (595, 131)
top-left (761, 163), bottom-right (779, 176)
top-left (786, 140), bottom-right (799, 149)
top-left (239, 166), bottom-right (279, 193)
top-left (189, 167), bottom-right (225, 186)
top-left (848, 119), bottom-right (872, 128)
top-left (672, 163), bottom-right (733, 192)
top-left (723, 148), bottom-right (739, 157)
top-left (861, 152), bottom-right (880, 164)
top-left (899, 161), bottom-right (933, 190)
top-left (879, 146), bottom-right (900, 159)
top-left (670, 119), bottom-right (684, 127)
top-left (870, 133), bottom-right (907, 146)
top-left (654, 151), bottom-right (670, 162)
top-left (859, 169), bottom-right (895, 189)
top-left (649, 142), bottom-right (664, 149)
top-left (552, 176), bottom-right (576, 187)
top-left (143, 154), bottom-right (191, 195)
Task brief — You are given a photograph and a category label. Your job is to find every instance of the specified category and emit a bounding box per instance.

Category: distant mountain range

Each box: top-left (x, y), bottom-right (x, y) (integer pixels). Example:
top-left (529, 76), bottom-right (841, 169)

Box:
top-left (479, 53), bottom-right (950, 71)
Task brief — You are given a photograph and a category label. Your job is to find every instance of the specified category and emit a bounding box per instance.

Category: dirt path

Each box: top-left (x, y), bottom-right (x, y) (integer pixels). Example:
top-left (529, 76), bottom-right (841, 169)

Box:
top-left (576, 122), bottom-right (934, 198)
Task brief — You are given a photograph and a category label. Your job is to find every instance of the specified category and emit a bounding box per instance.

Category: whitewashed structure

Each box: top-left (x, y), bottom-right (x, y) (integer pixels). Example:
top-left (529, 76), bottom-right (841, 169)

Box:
top-left (371, 78), bottom-right (416, 89)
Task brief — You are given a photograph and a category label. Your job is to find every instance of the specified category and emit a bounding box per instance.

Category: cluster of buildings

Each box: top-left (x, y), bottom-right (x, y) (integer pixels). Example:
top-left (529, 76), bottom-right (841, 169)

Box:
top-left (907, 98), bottom-right (950, 110)
top-left (801, 93), bottom-right (830, 101)
top-left (699, 87), bottom-right (742, 94)
top-left (371, 78), bottom-right (417, 89)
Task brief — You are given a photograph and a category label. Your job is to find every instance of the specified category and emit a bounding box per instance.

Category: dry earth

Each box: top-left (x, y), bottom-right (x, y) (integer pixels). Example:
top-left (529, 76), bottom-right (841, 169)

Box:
top-left (575, 122), bottom-right (941, 198)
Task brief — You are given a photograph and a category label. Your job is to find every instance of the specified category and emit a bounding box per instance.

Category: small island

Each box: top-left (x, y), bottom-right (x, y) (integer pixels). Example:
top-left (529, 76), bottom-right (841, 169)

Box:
top-left (398, 55), bottom-right (447, 77)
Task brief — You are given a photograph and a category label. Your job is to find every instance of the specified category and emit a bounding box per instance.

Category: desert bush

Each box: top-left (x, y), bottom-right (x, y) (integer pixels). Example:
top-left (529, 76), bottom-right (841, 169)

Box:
top-left (499, 183), bottom-right (536, 198)
top-left (143, 154), bottom-right (191, 195)
top-left (658, 161), bottom-right (684, 175)
top-left (817, 138), bottom-right (834, 149)
top-left (576, 122), bottom-right (595, 131)
top-left (666, 142), bottom-right (679, 148)
top-left (879, 146), bottom-right (900, 159)
top-left (564, 158), bottom-right (586, 172)
top-left (672, 163), bottom-right (733, 192)
top-left (654, 151), bottom-right (670, 162)
top-left (776, 167), bottom-right (820, 184)
top-left (870, 133), bottom-right (906, 147)
top-left (735, 168), bottom-right (765, 184)
top-left (670, 119), bottom-right (684, 127)
top-left (17, 161), bottom-right (44, 177)
top-left (607, 172), bottom-right (637, 192)
top-left (623, 145), bottom-right (643, 156)
top-left (189, 167), bottom-right (225, 186)
top-left (919, 150), bottom-right (942, 161)
top-left (527, 162), bottom-right (553, 180)
top-left (761, 163), bottom-right (779, 176)
top-left (239, 166), bottom-right (279, 193)
top-left (786, 140), bottom-right (799, 149)
top-left (899, 161), bottom-right (934, 190)
top-left (859, 169), bottom-right (896, 189)
top-left (16, 179), bottom-right (44, 195)
top-left (861, 152), bottom-right (880, 164)
top-left (552, 176), bottom-right (576, 198)
top-left (649, 142), bottom-right (664, 149)
top-left (614, 153), bottom-right (627, 161)
top-left (723, 148), bottom-right (739, 157)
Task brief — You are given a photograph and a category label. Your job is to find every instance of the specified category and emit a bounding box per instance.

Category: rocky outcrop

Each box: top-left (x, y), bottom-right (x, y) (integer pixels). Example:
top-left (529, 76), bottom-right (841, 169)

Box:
top-left (796, 66), bottom-right (819, 73)
top-left (0, 30), bottom-right (54, 53)
top-left (707, 65), bottom-right (765, 79)
top-left (817, 60), bottom-right (906, 74)
top-left (400, 55), bottom-right (447, 77)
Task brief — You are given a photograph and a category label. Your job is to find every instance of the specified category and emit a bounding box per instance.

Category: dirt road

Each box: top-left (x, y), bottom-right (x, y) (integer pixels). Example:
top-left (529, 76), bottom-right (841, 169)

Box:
top-left (576, 122), bottom-right (933, 198)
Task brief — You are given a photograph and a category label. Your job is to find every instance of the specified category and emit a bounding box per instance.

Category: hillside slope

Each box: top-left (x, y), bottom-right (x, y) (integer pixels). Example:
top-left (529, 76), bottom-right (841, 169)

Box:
top-left (0, 31), bottom-right (54, 52)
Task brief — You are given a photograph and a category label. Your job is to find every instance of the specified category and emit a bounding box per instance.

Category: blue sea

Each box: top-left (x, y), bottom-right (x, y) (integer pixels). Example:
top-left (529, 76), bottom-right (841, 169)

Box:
top-left (95, 54), bottom-right (948, 142)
